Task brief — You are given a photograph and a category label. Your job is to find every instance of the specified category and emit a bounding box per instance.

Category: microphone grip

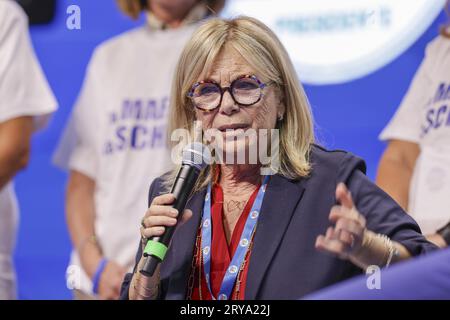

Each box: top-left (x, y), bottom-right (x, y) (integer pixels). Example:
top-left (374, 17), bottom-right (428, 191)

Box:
top-left (140, 164), bottom-right (200, 277)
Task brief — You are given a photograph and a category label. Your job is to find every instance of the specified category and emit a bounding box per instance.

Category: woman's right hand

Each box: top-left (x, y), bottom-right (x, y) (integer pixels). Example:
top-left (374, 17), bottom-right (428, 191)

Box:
top-left (131, 194), bottom-right (193, 300)
top-left (140, 193), bottom-right (193, 243)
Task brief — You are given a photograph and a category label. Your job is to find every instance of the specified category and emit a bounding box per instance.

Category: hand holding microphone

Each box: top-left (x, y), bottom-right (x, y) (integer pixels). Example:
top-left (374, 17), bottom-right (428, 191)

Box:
top-left (139, 194), bottom-right (193, 248)
top-left (139, 142), bottom-right (210, 277)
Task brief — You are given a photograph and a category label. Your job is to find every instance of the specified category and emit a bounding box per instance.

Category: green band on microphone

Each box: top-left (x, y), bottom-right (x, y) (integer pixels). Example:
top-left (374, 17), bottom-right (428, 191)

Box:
top-left (144, 240), bottom-right (168, 260)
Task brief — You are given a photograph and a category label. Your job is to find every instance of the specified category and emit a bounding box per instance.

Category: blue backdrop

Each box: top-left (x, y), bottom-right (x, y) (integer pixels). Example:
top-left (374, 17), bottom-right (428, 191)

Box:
top-left (13, 0), bottom-right (448, 299)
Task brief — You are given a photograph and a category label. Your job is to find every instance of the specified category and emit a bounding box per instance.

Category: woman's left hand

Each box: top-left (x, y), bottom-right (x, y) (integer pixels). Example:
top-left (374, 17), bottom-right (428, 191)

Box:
top-left (315, 182), bottom-right (367, 260)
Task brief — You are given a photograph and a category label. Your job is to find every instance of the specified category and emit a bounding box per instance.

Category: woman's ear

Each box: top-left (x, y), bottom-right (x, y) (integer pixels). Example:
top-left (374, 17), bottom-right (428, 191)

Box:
top-left (277, 95), bottom-right (286, 121)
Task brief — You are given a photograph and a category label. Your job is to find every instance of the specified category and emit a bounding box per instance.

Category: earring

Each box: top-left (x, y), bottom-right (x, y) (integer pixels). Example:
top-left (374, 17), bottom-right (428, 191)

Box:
top-left (278, 114), bottom-right (284, 121)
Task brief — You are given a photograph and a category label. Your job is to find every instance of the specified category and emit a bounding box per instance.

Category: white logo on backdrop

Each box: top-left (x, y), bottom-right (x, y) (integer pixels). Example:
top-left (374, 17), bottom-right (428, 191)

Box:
top-left (222, 0), bottom-right (445, 85)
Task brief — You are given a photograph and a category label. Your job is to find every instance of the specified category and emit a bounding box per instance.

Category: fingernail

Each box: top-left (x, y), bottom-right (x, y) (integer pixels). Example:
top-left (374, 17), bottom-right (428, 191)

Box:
top-left (171, 209), bottom-right (178, 216)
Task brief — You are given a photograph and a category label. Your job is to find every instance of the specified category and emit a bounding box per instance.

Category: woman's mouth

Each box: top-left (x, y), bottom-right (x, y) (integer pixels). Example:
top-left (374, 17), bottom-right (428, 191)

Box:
top-left (217, 123), bottom-right (250, 132)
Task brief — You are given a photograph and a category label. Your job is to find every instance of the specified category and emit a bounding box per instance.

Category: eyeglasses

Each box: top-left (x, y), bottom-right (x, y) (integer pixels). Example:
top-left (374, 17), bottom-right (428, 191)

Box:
top-left (187, 74), bottom-right (273, 111)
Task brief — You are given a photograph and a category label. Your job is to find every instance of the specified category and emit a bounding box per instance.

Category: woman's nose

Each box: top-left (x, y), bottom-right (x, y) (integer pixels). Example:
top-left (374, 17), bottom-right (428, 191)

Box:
top-left (219, 89), bottom-right (239, 115)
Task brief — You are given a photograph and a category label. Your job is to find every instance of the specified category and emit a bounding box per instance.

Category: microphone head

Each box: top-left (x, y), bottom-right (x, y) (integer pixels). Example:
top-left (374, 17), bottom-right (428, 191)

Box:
top-left (182, 142), bottom-right (210, 170)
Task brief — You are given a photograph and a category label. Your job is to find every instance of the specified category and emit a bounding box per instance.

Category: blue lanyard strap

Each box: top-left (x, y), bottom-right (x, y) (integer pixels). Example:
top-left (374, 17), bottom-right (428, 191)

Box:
top-left (200, 175), bottom-right (269, 300)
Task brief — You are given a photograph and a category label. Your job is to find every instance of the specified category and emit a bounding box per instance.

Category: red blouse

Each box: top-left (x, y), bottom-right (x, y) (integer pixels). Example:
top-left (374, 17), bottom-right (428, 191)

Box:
top-left (188, 183), bottom-right (260, 300)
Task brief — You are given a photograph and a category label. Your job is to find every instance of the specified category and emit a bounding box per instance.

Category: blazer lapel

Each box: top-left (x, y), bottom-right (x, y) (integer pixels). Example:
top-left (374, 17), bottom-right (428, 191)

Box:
top-left (245, 174), bottom-right (305, 299)
top-left (164, 188), bottom-right (206, 299)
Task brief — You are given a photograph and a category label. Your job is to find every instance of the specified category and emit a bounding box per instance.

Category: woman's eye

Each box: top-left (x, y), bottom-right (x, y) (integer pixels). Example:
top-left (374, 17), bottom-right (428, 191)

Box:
top-left (198, 85), bottom-right (219, 96)
top-left (234, 80), bottom-right (258, 90)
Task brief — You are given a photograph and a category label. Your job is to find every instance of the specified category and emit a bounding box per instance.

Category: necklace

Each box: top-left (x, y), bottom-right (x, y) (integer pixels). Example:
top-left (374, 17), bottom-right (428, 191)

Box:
top-left (186, 226), bottom-right (256, 300)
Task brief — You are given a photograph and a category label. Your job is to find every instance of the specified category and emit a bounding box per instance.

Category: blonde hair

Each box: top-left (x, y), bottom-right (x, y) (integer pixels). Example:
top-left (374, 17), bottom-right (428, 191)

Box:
top-left (116, 0), bottom-right (225, 19)
top-left (164, 16), bottom-right (315, 192)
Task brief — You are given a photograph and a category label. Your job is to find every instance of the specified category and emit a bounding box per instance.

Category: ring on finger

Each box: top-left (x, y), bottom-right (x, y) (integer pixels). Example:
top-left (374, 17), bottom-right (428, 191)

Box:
top-left (141, 231), bottom-right (147, 245)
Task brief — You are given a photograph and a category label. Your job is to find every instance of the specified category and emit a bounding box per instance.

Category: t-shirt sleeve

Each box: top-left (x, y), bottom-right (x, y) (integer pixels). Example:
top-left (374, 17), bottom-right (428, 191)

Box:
top-left (52, 49), bottom-right (102, 180)
top-left (0, 1), bottom-right (57, 128)
top-left (338, 153), bottom-right (437, 256)
top-left (379, 42), bottom-right (435, 144)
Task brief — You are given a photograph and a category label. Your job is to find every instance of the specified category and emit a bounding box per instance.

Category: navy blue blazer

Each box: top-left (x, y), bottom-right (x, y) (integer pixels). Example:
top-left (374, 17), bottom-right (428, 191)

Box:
top-left (120, 145), bottom-right (437, 300)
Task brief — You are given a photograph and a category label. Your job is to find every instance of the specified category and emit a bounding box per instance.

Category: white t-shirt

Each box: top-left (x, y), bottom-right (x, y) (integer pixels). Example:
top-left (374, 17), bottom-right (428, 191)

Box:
top-left (0, 0), bottom-right (57, 299)
top-left (53, 23), bottom-right (198, 294)
top-left (380, 34), bottom-right (450, 235)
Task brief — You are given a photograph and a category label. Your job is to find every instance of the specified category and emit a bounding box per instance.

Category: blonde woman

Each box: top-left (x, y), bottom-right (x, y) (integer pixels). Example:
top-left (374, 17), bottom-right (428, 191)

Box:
top-left (121, 16), bottom-right (436, 300)
top-left (53, 0), bottom-right (223, 299)
top-left (377, 1), bottom-right (450, 249)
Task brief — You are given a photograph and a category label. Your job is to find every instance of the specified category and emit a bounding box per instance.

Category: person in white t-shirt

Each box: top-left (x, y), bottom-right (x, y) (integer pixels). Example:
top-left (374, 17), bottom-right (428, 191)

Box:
top-left (53, 0), bottom-right (224, 299)
top-left (377, 3), bottom-right (450, 249)
top-left (0, 0), bottom-right (57, 299)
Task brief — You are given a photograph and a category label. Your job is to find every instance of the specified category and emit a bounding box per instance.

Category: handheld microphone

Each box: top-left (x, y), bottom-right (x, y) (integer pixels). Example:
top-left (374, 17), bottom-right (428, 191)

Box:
top-left (140, 142), bottom-right (210, 277)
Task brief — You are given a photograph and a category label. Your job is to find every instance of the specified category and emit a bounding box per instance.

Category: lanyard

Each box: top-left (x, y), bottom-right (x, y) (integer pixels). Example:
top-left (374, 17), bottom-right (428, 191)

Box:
top-left (200, 176), bottom-right (269, 300)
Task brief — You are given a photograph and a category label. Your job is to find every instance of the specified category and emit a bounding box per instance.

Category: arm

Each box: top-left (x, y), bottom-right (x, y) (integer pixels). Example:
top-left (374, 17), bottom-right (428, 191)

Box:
top-left (316, 152), bottom-right (438, 270)
top-left (0, 116), bottom-right (33, 189)
top-left (127, 193), bottom-right (177, 300)
top-left (66, 170), bottom-right (100, 279)
top-left (376, 139), bottom-right (419, 210)
top-left (427, 233), bottom-right (447, 248)
top-left (316, 183), bottom-right (412, 270)
top-left (129, 256), bottom-right (161, 300)
top-left (376, 140), bottom-right (447, 248)
top-left (66, 170), bottom-right (126, 299)
top-left (127, 193), bottom-right (192, 300)
top-left (349, 229), bottom-right (411, 270)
